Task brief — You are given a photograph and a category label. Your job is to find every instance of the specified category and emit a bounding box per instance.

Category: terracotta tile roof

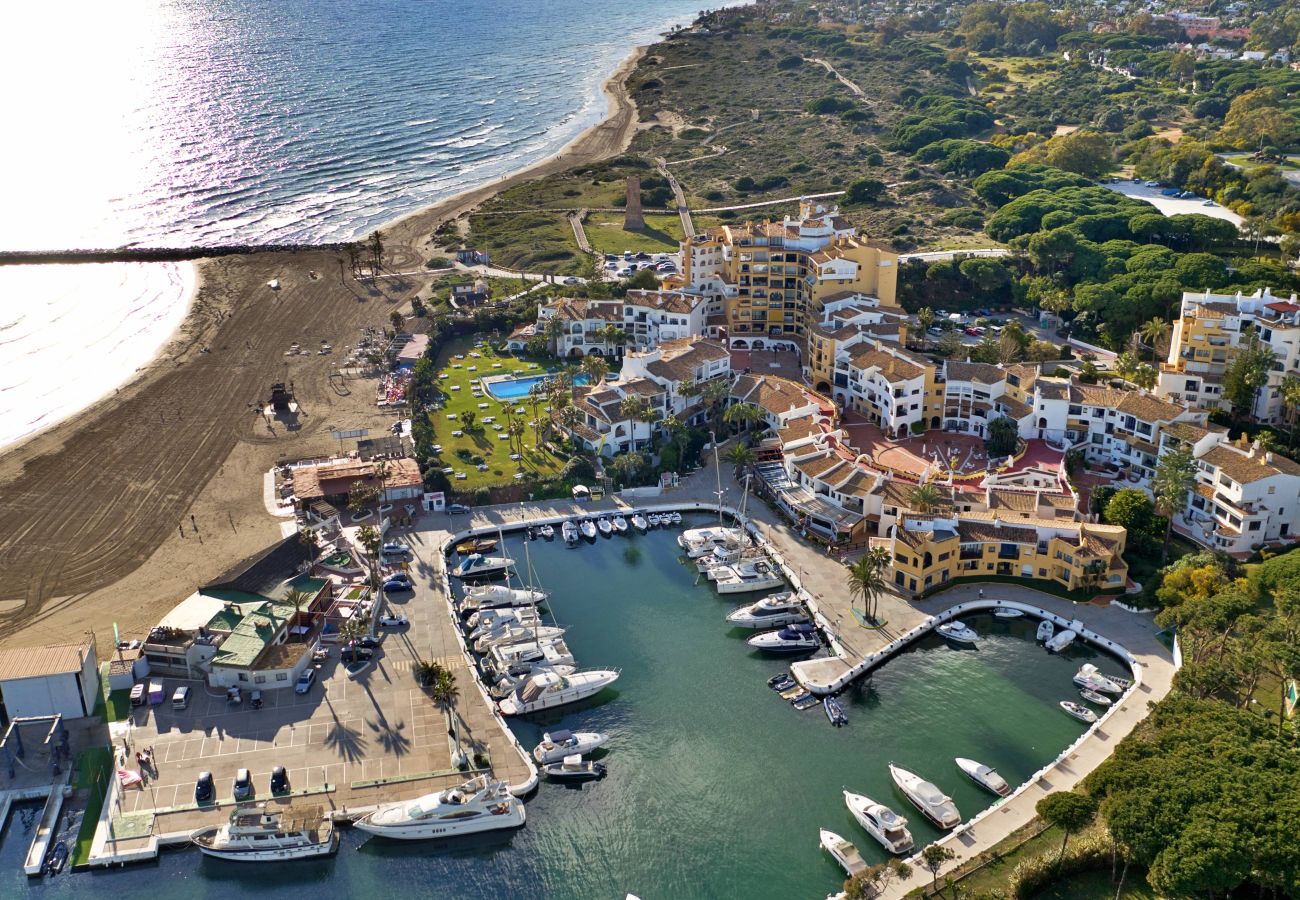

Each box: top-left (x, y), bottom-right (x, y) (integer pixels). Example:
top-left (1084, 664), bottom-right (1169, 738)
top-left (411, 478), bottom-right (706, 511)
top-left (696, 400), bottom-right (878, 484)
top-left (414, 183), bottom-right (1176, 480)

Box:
top-left (644, 338), bottom-right (730, 383)
top-left (997, 395), bottom-right (1032, 419)
top-left (1037, 380), bottom-right (1069, 401)
top-left (986, 490), bottom-right (1038, 514)
top-left (793, 453), bottom-right (844, 480)
top-left (1163, 421), bottom-right (1210, 443)
top-left (1115, 392), bottom-right (1185, 423)
top-left (1070, 383), bottom-right (1127, 407)
top-left (624, 289), bottom-right (706, 315)
top-left (778, 418), bottom-right (824, 445)
top-left (293, 457), bottom-right (422, 502)
top-left (0, 644), bottom-right (89, 681)
top-left (880, 479), bottom-right (954, 512)
top-left (732, 374), bottom-right (816, 416)
top-left (944, 361), bottom-right (1004, 384)
top-left (845, 346), bottom-right (925, 381)
top-left (1201, 445), bottom-right (1300, 484)
top-left (545, 297), bottom-right (623, 322)
top-left (957, 520), bottom-right (1039, 544)
top-left (834, 468), bottom-right (877, 497)
top-left (621, 378), bottom-right (664, 398)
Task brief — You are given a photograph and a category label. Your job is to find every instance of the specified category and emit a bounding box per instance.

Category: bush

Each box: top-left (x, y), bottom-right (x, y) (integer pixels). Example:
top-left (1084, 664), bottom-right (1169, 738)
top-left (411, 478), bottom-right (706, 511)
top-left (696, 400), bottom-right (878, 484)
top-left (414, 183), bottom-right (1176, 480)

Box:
top-left (806, 96), bottom-right (854, 115)
top-left (425, 256), bottom-right (452, 269)
top-left (846, 177), bottom-right (887, 204)
top-left (776, 55), bottom-right (803, 70)
top-left (1252, 546), bottom-right (1300, 599)
top-left (1006, 832), bottom-right (1111, 900)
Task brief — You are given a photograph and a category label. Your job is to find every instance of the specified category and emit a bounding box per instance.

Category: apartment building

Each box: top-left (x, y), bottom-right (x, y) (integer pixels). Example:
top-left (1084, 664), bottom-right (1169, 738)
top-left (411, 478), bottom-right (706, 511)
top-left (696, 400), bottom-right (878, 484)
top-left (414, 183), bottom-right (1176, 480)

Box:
top-left (1156, 288), bottom-right (1300, 423)
top-left (808, 294), bottom-right (911, 393)
top-left (622, 289), bottom-right (709, 350)
top-left (536, 298), bottom-right (625, 358)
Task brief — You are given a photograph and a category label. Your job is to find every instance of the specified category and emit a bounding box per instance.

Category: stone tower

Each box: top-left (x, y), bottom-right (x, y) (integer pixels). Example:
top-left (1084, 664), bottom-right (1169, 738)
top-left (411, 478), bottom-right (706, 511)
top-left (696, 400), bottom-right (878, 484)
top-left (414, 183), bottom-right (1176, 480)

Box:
top-left (623, 175), bottom-right (644, 231)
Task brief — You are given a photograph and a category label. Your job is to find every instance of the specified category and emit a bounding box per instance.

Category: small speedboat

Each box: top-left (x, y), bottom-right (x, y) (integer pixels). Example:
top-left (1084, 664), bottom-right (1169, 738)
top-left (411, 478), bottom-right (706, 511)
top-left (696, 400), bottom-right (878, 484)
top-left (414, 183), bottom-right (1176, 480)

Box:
top-left (579, 520), bottom-right (597, 540)
top-left (1079, 688), bottom-right (1112, 706)
top-left (791, 692), bottom-right (819, 710)
top-left (630, 514), bottom-right (649, 532)
top-left (612, 515), bottom-right (628, 534)
top-left (543, 754), bottom-right (606, 782)
top-left (669, 511), bottom-right (682, 524)
top-left (1046, 629), bottom-right (1077, 653)
top-left (453, 554), bottom-right (514, 580)
top-left (955, 757), bottom-right (1011, 797)
top-left (1060, 700), bottom-right (1098, 723)
top-left (1036, 620), bottom-right (1055, 642)
top-left (748, 623), bottom-right (820, 653)
top-left (562, 520), bottom-right (579, 544)
top-left (936, 621), bottom-right (979, 645)
top-left (843, 791), bottom-right (914, 855)
top-left (1074, 664), bottom-right (1124, 694)
top-left (993, 607), bottom-right (1024, 619)
top-left (538, 524), bottom-right (555, 540)
top-left (596, 517), bottom-right (613, 537)
top-left (532, 730), bottom-right (608, 764)
top-left (824, 695), bottom-right (848, 727)
top-left (889, 764), bottom-right (961, 829)
top-left (454, 537), bottom-right (498, 555)
top-left (768, 672), bottom-right (796, 692)
top-left (647, 513), bottom-right (662, 528)
top-left (819, 828), bottom-right (868, 877)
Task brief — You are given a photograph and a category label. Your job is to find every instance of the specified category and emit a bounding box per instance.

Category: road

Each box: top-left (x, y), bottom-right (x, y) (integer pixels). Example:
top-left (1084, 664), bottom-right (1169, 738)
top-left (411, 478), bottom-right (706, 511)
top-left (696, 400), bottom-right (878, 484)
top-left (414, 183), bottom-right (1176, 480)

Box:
top-left (897, 248), bottom-right (1009, 264)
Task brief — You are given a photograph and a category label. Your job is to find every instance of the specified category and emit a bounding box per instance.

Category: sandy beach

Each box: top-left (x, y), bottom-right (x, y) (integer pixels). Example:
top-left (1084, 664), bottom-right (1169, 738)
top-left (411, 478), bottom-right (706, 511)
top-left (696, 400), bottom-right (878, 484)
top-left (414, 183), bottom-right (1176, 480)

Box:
top-left (0, 47), bottom-right (648, 651)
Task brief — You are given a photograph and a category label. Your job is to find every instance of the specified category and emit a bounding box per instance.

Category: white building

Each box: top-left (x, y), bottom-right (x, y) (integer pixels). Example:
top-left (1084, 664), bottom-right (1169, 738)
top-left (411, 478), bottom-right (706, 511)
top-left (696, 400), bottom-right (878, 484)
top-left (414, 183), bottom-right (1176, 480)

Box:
top-left (622, 289), bottom-right (709, 350)
top-left (0, 642), bottom-right (100, 720)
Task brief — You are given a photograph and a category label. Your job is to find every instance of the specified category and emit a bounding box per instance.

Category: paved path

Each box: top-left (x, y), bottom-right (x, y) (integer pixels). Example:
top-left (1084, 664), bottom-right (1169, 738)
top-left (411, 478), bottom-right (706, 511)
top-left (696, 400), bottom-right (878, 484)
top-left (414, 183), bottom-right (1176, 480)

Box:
top-left (568, 208), bottom-right (592, 254)
top-left (696, 190), bottom-right (845, 214)
top-left (897, 248), bottom-right (1009, 264)
top-left (655, 157), bottom-right (695, 239)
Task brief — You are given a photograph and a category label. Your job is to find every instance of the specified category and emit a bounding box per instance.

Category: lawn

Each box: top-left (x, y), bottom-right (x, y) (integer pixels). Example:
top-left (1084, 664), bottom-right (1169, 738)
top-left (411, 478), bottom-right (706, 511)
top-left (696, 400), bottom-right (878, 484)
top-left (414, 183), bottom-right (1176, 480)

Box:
top-left (71, 746), bottom-right (115, 867)
top-left (428, 335), bottom-right (572, 492)
top-left (1220, 153), bottom-right (1300, 172)
top-left (1029, 867), bottom-right (1156, 900)
top-left (585, 212), bottom-right (686, 256)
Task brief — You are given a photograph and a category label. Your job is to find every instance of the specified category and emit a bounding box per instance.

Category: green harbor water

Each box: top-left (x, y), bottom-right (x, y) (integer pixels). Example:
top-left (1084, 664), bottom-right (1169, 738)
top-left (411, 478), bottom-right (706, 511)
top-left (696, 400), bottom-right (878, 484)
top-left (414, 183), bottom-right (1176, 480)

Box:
top-left (1, 514), bottom-right (1127, 899)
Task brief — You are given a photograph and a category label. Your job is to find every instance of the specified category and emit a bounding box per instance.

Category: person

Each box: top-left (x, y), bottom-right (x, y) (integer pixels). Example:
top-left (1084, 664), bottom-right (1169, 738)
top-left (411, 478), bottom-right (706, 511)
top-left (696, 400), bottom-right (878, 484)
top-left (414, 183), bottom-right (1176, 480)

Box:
top-left (978, 588), bottom-right (984, 599)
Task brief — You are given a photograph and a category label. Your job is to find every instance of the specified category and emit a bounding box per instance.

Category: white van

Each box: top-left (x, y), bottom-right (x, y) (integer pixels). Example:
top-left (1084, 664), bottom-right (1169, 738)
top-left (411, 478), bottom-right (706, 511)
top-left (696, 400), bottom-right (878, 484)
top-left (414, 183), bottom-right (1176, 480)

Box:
top-left (171, 686), bottom-right (191, 710)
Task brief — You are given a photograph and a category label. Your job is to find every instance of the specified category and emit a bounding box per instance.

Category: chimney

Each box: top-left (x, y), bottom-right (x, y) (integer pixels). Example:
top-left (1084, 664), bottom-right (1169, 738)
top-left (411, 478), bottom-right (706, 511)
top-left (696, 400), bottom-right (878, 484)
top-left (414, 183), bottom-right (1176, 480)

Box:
top-left (1266, 451), bottom-right (1274, 464)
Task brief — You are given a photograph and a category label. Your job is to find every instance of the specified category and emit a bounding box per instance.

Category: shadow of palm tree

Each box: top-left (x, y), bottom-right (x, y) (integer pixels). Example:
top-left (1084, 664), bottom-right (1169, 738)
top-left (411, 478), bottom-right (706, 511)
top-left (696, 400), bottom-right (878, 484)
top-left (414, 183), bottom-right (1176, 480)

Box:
top-left (368, 717), bottom-right (411, 757)
top-left (323, 699), bottom-right (368, 762)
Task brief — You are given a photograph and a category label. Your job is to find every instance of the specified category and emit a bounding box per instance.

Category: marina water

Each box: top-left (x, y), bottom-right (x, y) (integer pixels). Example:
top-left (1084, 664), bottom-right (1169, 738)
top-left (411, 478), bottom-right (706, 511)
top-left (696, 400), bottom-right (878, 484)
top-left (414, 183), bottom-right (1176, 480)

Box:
top-left (2, 518), bottom-right (1128, 898)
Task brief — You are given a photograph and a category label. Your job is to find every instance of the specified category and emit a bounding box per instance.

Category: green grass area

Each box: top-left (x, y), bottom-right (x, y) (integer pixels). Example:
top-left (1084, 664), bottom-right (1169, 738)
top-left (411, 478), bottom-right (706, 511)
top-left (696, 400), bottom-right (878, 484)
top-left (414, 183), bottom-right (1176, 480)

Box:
top-left (71, 746), bottom-right (115, 867)
top-left (932, 823), bottom-right (1063, 897)
top-left (1220, 153), bottom-right (1300, 172)
top-left (585, 212), bottom-right (685, 255)
top-left (96, 663), bottom-right (131, 722)
top-left (428, 335), bottom-right (571, 491)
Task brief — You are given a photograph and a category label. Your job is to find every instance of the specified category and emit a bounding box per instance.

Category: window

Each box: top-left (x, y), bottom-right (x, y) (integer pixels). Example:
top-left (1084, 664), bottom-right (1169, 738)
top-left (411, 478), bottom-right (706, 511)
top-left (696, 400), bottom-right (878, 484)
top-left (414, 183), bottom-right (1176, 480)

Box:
top-left (254, 675), bottom-right (266, 684)
top-left (238, 673), bottom-right (249, 682)
top-left (276, 672), bottom-right (289, 681)
top-left (1038, 568), bottom-right (1047, 577)
top-left (1249, 521), bottom-right (1261, 531)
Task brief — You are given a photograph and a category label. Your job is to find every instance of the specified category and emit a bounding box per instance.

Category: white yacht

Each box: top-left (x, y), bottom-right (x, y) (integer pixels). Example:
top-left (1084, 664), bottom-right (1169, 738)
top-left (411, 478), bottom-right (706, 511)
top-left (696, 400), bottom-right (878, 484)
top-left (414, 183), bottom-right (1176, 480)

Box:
top-left (1060, 700), bottom-right (1098, 723)
top-left (819, 828), bottom-right (868, 877)
top-left (459, 585), bottom-right (547, 615)
top-left (190, 804), bottom-right (337, 861)
top-left (532, 729), bottom-right (609, 764)
top-left (498, 669), bottom-right (620, 716)
top-left (353, 775), bottom-right (525, 840)
top-left (678, 526), bottom-right (744, 557)
top-left (482, 638), bottom-right (574, 680)
top-left (747, 623), bottom-right (820, 653)
top-left (714, 559), bottom-right (784, 595)
top-left (466, 606), bottom-right (541, 638)
top-left (695, 542), bottom-right (751, 574)
top-left (1036, 620), bottom-right (1055, 642)
top-left (630, 514), bottom-right (648, 532)
top-left (473, 624), bottom-right (566, 654)
top-left (993, 607), bottom-right (1024, 619)
top-left (562, 520), bottom-right (579, 544)
top-left (668, 511), bottom-right (682, 524)
top-left (955, 758), bottom-right (1011, 797)
top-left (612, 515), bottom-right (628, 534)
top-left (1074, 664), bottom-right (1124, 694)
top-left (842, 791), bottom-right (914, 855)
top-left (889, 764), bottom-right (961, 830)
top-left (579, 519), bottom-right (597, 540)
top-left (596, 517), bottom-right (613, 536)
top-left (452, 554), bottom-right (514, 580)
top-left (1045, 628), bottom-right (1077, 653)
top-left (936, 621), bottom-right (979, 645)
top-left (488, 664), bottom-right (576, 699)
top-left (726, 593), bottom-right (807, 629)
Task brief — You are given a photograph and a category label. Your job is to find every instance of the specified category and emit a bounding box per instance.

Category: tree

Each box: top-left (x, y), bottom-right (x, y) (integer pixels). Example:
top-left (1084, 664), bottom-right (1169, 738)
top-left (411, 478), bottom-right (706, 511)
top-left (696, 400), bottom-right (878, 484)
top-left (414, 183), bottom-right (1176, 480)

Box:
top-left (1036, 791), bottom-right (1097, 867)
top-left (1133, 363), bottom-right (1157, 392)
top-left (338, 616), bottom-right (369, 645)
top-left (430, 668), bottom-right (460, 741)
top-left (919, 844), bottom-right (955, 895)
top-left (906, 482), bottom-right (947, 514)
top-left (284, 589), bottom-right (313, 640)
top-left (1280, 376), bottom-right (1300, 447)
top-left (459, 409), bottom-right (478, 432)
top-left (348, 479), bottom-right (381, 522)
top-left (368, 230), bottom-right (385, 276)
top-left (580, 354), bottom-right (609, 386)
top-left (607, 450), bottom-right (645, 486)
top-left (413, 660), bottom-right (444, 688)
top-left (1103, 489), bottom-right (1160, 553)
top-left (1152, 444), bottom-right (1197, 563)
top-left (985, 416), bottom-right (1018, 457)
top-left (699, 379), bottom-right (731, 433)
top-left (1114, 351), bottom-right (1139, 383)
top-left (618, 396), bottom-right (653, 453)
top-left (1221, 327), bottom-right (1276, 421)
top-left (846, 177), bottom-right (887, 204)
top-left (356, 524), bottom-right (382, 588)
top-left (843, 859), bottom-right (913, 900)
top-left (723, 402), bottom-right (763, 433)
top-left (1219, 88), bottom-right (1300, 151)
top-left (724, 442), bottom-right (755, 477)
top-left (846, 548), bottom-right (891, 624)
top-left (1011, 130), bottom-right (1114, 177)
top-left (916, 307), bottom-right (936, 347)
top-left (1138, 317), bottom-right (1170, 362)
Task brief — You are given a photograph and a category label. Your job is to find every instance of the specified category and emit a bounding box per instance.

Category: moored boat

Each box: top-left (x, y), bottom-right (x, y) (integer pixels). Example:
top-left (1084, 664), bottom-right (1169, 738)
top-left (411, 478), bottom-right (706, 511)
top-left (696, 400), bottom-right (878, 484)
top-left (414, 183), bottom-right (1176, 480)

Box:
top-left (726, 593), bottom-right (807, 629)
top-left (538, 524), bottom-right (555, 540)
top-left (714, 559), bottom-right (784, 594)
top-left (353, 775), bottom-right (525, 840)
top-left (1060, 700), bottom-right (1098, 723)
top-left (1036, 620), bottom-right (1055, 642)
top-left (936, 621), bottom-right (979, 645)
top-left (819, 828), bottom-right (868, 877)
top-left (1074, 664), bottom-right (1124, 694)
top-left (579, 519), bottom-right (597, 540)
top-left (596, 517), bottom-right (613, 536)
top-left (824, 695), bottom-right (848, 727)
top-left (533, 730), bottom-right (609, 764)
top-left (1045, 628), bottom-right (1076, 653)
top-left (191, 804), bottom-right (337, 861)
top-left (678, 525), bottom-right (744, 557)
top-left (612, 515), bottom-right (628, 533)
top-left (748, 623), bottom-right (820, 653)
top-left (993, 607), bottom-right (1024, 619)
top-left (498, 668), bottom-right (620, 716)
top-left (842, 791), bottom-right (914, 855)
top-left (473, 624), bottom-right (566, 653)
top-left (452, 554), bottom-right (514, 580)
top-left (466, 606), bottom-right (541, 637)
top-left (459, 585), bottom-right (547, 615)
top-left (454, 537), bottom-right (498, 555)
top-left (562, 520), bottom-right (579, 544)
top-left (542, 754), bottom-right (606, 782)
top-left (1079, 688), bottom-right (1112, 706)
top-left (630, 514), bottom-right (648, 532)
top-left (955, 757), bottom-right (1011, 797)
top-left (889, 764), bottom-right (961, 829)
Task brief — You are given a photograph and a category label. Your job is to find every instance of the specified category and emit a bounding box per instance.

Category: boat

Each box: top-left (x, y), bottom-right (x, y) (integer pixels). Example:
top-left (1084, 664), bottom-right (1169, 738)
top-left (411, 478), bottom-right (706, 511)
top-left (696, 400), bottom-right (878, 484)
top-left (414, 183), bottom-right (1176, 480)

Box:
top-left (678, 526), bottom-right (745, 557)
top-left (647, 513), bottom-right (662, 528)
top-left (714, 559), bottom-right (784, 595)
top-left (543, 754), bottom-right (606, 782)
top-left (191, 804), bottom-right (338, 861)
top-left (42, 840), bottom-right (68, 875)
top-left (695, 541), bottom-right (754, 574)
top-left (792, 692), bottom-right (819, 710)
top-left (1036, 620), bottom-right (1055, 642)
top-left (579, 519), bottom-right (597, 540)
top-left (353, 775), bottom-right (525, 840)
top-left (488, 664), bottom-right (576, 699)
top-left (473, 624), bottom-right (566, 653)
top-left (669, 511), bottom-right (682, 524)
top-left (955, 758), bottom-right (1011, 797)
top-left (1045, 628), bottom-right (1077, 653)
top-left (993, 607), bottom-right (1024, 619)
top-left (562, 520), bottom-right (579, 544)
top-left (452, 554), bottom-right (514, 580)
top-left (596, 517), bottom-right (613, 536)
top-left (612, 515), bottom-right (628, 534)
top-left (888, 764), bottom-right (961, 829)
top-left (466, 606), bottom-right (541, 637)
top-left (1079, 688), bottom-right (1112, 706)
top-left (1060, 700), bottom-right (1098, 723)
top-left (630, 514), bottom-right (648, 532)
top-left (454, 537), bottom-right (498, 555)
top-left (819, 828), bottom-right (868, 877)
top-left (538, 524), bottom-right (555, 540)
top-left (1074, 664), bottom-right (1124, 694)
top-left (481, 638), bottom-right (575, 680)
top-left (936, 621), bottom-right (979, 645)
top-left (824, 695), bottom-right (848, 727)
top-left (459, 585), bottom-right (547, 615)
top-left (498, 668), bottom-right (621, 716)
top-left (532, 730), bottom-right (609, 764)
top-left (768, 672), bottom-right (796, 692)
top-left (748, 623), bottom-right (820, 653)
top-left (842, 791), bottom-right (914, 855)
top-left (726, 593), bottom-right (808, 629)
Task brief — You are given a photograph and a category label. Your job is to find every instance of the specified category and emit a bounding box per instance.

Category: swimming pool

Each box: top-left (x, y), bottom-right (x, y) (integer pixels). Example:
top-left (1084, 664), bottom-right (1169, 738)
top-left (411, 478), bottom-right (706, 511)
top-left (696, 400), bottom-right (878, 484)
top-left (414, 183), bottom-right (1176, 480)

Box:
top-left (482, 372), bottom-right (589, 401)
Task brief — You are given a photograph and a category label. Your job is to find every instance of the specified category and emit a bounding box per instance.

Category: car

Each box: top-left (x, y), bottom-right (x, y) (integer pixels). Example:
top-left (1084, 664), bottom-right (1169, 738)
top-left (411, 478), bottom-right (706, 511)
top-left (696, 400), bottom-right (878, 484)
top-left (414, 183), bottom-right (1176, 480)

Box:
top-left (270, 766), bottom-right (290, 794)
top-left (381, 542), bottom-right (407, 555)
top-left (448, 503), bottom-right (470, 515)
top-left (622, 250), bottom-right (634, 259)
top-left (1203, 199), bottom-right (1217, 206)
top-left (294, 669), bottom-right (316, 694)
top-left (927, 326), bottom-right (943, 335)
top-left (604, 261), bottom-right (618, 270)
top-left (634, 251), bottom-right (651, 260)
top-left (964, 326), bottom-right (981, 336)
top-left (233, 769), bottom-right (253, 801)
top-left (380, 614), bottom-right (410, 628)
top-left (386, 571), bottom-right (412, 585)
top-left (617, 268), bottom-right (633, 278)
top-left (341, 647), bottom-right (375, 664)
top-left (383, 579), bottom-right (412, 593)
top-left (603, 254), bottom-right (617, 262)
top-left (1144, 180), bottom-right (1159, 187)
top-left (562, 276), bottom-right (579, 285)
top-left (195, 771), bottom-right (214, 803)
top-left (353, 635), bottom-right (381, 649)
top-left (1132, 176), bottom-right (1142, 183)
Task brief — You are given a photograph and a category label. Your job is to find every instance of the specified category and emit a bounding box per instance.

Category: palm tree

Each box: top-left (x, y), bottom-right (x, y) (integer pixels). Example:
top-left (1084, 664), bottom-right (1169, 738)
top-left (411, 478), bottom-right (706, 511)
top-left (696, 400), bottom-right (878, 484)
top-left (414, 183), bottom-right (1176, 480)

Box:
top-left (700, 379), bottom-right (731, 432)
top-left (916, 307), bottom-right (935, 348)
top-left (724, 442), bottom-right (756, 477)
top-left (284, 588), bottom-right (314, 640)
top-left (1113, 351), bottom-right (1139, 384)
top-left (618, 396), bottom-right (651, 453)
top-left (459, 409), bottom-right (478, 432)
top-left (662, 414), bottom-right (688, 467)
top-left (906, 482), bottom-right (946, 514)
top-left (414, 660), bottom-right (444, 688)
top-left (1153, 443), bottom-right (1197, 562)
top-left (581, 354), bottom-right (609, 386)
top-left (430, 668), bottom-right (461, 741)
top-left (1281, 376), bottom-right (1300, 447)
top-left (1138, 317), bottom-right (1170, 362)
top-left (723, 401), bottom-right (764, 434)
top-left (356, 523), bottom-right (382, 588)
top-left (608, 450), bottom-right (646, 486)
top-left (508, 418), bottom-right (527, 457)
top-left (543, 316), bottom-right (564, 355)
top-left (338, 616), bottom-right (369, 645)
top-left (1133, 362), bottom-right (1157, 391)
top-left (845, 547), bottom-right (891, 624)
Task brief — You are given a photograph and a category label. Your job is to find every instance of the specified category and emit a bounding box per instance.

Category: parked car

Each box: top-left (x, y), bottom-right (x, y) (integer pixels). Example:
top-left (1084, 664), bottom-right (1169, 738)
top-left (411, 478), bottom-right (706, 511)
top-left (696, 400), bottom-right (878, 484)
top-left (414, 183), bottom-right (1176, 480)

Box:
top-left (294, 669), bottom-right (316, 694)
top-left (562, 276), bottom-right (579, 285)
top-left (341, 647), bottom-right (375, 664)
top-left (604, 254), bottom-right (617, 262)
top-left (379, 614), bottom-right (410, 628)
top-left (233, 768), bottom-right (253, 801)
top-left (270, 766), bottom-right (290, 795)
top-left (195, 771), bottom-right (214, 803)
top-left (965, 326), bottom-right (981, 336)
top-left (617, 268), bottom-right (633, 278)
top-left (385, 571), bottom-right (412, 585)
top-left (352, 635), bottom-right (381, 649)
top-left (383, 579), bottom-right (412, 593)
top-left (381, 542), bottom-right (408, 556)
top-left (448, 504), bottom-right (470, 515)
top-left (634, 251), bottom-right (651, 260)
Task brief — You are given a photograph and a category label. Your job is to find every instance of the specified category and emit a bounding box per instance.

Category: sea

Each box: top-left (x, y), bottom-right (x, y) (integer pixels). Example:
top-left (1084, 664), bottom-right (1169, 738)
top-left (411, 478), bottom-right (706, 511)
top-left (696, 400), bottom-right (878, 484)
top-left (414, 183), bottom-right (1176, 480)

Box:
top-left (0, 0), bottom-right (721, 449)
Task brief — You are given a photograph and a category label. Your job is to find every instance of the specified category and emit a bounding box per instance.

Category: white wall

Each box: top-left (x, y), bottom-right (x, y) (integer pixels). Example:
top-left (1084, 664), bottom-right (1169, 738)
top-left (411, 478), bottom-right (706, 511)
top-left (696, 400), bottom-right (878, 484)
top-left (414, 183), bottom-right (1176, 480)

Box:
top-left (1, 672), bottom-right (91, 720)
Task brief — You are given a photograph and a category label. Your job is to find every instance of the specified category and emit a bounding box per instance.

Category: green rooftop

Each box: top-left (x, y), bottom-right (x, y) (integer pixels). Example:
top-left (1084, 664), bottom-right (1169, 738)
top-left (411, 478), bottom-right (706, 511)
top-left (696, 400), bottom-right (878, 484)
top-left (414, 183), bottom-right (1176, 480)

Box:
top-left (207, 598), bottom-right (299, 669)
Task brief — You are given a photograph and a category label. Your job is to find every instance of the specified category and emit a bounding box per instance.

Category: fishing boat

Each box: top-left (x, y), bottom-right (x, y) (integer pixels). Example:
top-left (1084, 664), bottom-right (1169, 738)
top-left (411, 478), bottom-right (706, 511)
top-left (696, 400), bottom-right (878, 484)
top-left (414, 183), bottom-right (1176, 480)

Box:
top-left (562, 520), bottom-right (579, 544)
top-left (824, 695), bottom-right (848, 727)
top-left (748, 623), bottom-right (820, 653)
top-left (354, 775), bottom-right (525, 841)
top-left (454, 537), bottom-right (498, 555)
top-left (936, 621), bottom-right (979, 645)
top-left (630, 514), bottom-right (649, 532)
top-left (579, 519), bottom-right (597, 540)
top-left (1045, 628), bottom-right (1077, 653)
top-left (714, 559), bottom-right (784, 595)
top-left (459, 585), bottom-right (547, 615)
top-left (473, 624), bottom-right (566, 653)
top-left (543, 754), bottom-right (606, 782)
top-left (819, 829), bottom-right (868, 877)
top-left (596, 517), bottom-right (613, 537)
top-left (1079, 688), bottom-right (1112, 706)
top-left (993, 607), bottom-right (1024, 619)
top-left (1060, 700), bottom-right (1098, 723)
top-left (842, 791), bottom-right (914, 855)
top-left (538, 524), bottom-right (555, 540)
top-left (955, 758), bottom-right (1011, 797)
top-left (452, 554), bottom-right (514, 580)
top-left (612, 515), bottom-right (628, 534)
top-left (726, 593), bottom-right (807, 630)
top-left (191, 804), bottom-right (338, 861)
top-left (532, 730), bottom-right (608, 764)
top-left (888, 764), bottom-right (961, 829)
top-left (1074, 664), bottom-right (1124, 694)
top-left (1036, 620), bottom-right (1055, 642)
top-left (498, 668), bottom-right (621, 716)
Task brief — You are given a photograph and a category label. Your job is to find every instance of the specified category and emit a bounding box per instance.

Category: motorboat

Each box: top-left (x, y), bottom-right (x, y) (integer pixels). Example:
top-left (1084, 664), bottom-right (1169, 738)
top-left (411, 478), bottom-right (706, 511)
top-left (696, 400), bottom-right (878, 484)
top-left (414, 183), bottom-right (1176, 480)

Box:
top-left (1074, 664), bottom-right (1124, 694)
top-left (695, 541), bottom-right (751, 574)
top-left (791, 692), bottom-right (819, 710)
top-left (473, 624), bottom-right (566, 654)
top-left (955, 758), bottom-right (1011, 797)
top-left (630, 514), bottom-right (649, 532)
top-left (1079, 688), bottom-right (1112, 706)
top-left (1045, 629), bottom-right (1077, 653)
top-left (842, 791), bottom-right (914, 855)
top-left (190, 804), bottom-right (338, 861)
top-left (562, 520), bottom-right (579, 544)
top-left (647, 513), bottom-right (662, 528)
top-left (454, 537), bottom-right (498, 555)
top-left (532, 730), bottom-right (608, 764)
top-left (726, 593), bottom-right (807, 630)
top-left (466, 606), bottom-right (541, 638)
top-left (936, 621), bottom-right (979, 645)
top-left (482, 638), bottom-right (575, 680)
top-left (819, 828), bottom-right (868, 877)
top-left (459, 585), bottom-right (547, 615)
top-left (748, 623), bottom-right (820, 653)
top-left (498, 668), bottom-right (620, 716)
top-left (538, 524), bottom-right (555, 540)
top-left (612, 515), bottom-right (628, 534)
top-left (678, 525), bottom-right (745, 557)
top-left (579, 519), bottom-right (597, 540)
top-left (668, 511), bottom-right (682, 524)
top-left (824, 695), bottom-right (848, 727)
top-left (452, 554), bottom-right (514, 580)
top-left (543, 754), bottom-right (606, 782)
top-left (353, 775), bottom-right (525, 840)
top-left (1036, 620), bottom-right (1055, 642)
top-left (714, 559), bottom-right (784, 595)
top-left (1060, 700), bottom-right (1098, 723)
top-left (596, 517), bottom-right (613, 536)
top-left (768, 672), bottom-right (796, 692)
top-left (488, 664), bottom-right (576, 699)
top-left (888, 764), bottom-right (961, 829)
top-left (993, 607), bottom-right (1024, 619)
